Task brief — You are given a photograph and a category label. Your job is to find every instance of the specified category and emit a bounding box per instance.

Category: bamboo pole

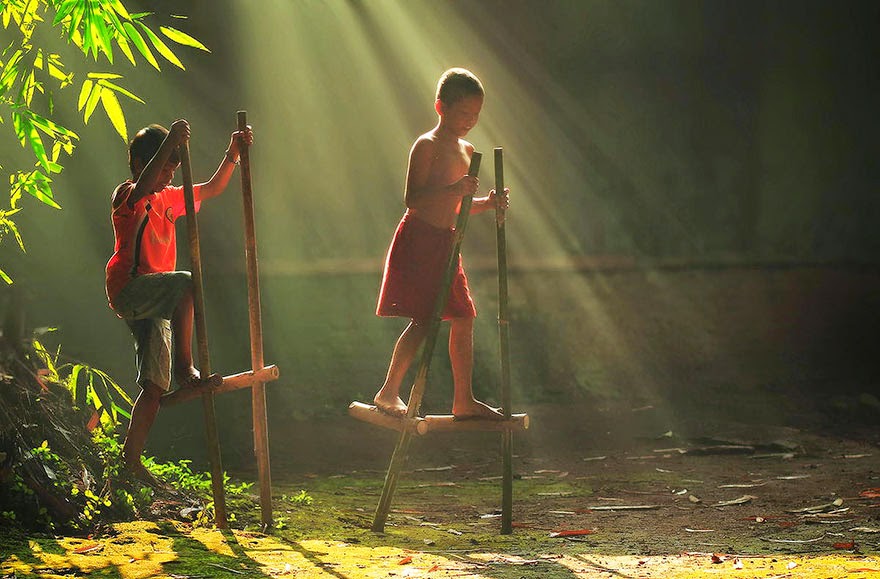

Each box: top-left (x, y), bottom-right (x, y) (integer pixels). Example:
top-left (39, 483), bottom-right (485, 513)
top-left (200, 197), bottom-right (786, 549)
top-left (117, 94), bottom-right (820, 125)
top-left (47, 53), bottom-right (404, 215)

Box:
top-left (237, 111), bottom-right (273, 527)
top-left (180, 141), bottom-right (228, 529)
top-left (494, 147), bottom-right (514, 534)
top-left (371, 152), bottom-right (483, 533)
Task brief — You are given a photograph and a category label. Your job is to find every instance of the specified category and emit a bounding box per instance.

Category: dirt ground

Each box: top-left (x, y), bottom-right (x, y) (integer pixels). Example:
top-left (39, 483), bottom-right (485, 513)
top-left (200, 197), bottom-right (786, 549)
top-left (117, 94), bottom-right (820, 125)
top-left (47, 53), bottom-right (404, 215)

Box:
top-left (276, 401), bottom-right (880, 552)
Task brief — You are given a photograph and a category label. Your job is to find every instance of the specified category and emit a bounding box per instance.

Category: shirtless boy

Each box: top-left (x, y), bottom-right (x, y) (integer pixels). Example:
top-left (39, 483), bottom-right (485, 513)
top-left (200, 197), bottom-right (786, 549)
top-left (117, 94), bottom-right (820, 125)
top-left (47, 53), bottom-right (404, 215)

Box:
top-left (374, 68), bottom-right (509, 419)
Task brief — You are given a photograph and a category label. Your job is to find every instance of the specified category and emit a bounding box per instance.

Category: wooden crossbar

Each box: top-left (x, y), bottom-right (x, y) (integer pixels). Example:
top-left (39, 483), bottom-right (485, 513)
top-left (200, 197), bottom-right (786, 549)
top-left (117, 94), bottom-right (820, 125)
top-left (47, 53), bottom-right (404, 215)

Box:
top-left (161, 365), bottom-right (280, 407)
top-left (349, 402), bottom-right (527, 435)
top-left (417, 413), bottom-right (528, 435)
top-left (348, 402), bottom-right (423, 433)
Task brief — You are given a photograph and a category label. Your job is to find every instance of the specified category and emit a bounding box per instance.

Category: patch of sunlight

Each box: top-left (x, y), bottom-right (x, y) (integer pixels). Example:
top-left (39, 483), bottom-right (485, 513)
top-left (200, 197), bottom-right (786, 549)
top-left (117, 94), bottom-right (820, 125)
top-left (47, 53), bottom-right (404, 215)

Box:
top-left (557, 553), bottom-right (880, 578)
top-left (238, 535), bottom-right (487, 578)
top-left (186, 525), bottom-right (235, 557)
top-left (7, 521), bottom-right (178, 579)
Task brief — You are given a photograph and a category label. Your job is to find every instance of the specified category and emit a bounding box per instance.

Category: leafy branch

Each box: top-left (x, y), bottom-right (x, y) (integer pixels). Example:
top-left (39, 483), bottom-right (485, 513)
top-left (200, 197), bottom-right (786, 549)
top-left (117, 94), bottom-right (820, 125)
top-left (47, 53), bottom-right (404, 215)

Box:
top-left (0, 0), bottom-right (209, 283)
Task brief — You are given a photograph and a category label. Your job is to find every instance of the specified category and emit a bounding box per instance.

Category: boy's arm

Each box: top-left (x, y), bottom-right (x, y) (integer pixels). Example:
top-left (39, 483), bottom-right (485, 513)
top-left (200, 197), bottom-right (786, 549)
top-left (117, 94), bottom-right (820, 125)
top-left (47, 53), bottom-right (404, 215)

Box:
top-left (470, 187), bottom-right (509, 214)
top-left (130, 119), bottom-right (189, 206)
top-left (404, 139), bottom-right (477, 209)
top-left (196, 127), bottom-right (253, 200)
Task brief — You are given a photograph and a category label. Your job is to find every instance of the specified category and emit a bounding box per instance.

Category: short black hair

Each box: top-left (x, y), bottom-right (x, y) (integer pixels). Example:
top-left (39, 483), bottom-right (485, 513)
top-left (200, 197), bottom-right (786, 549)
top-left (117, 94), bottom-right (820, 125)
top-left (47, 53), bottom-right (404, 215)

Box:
top-left (128, 124), bottom-right (179, 176)
top-left (436, 68), bottom-right (484, 106)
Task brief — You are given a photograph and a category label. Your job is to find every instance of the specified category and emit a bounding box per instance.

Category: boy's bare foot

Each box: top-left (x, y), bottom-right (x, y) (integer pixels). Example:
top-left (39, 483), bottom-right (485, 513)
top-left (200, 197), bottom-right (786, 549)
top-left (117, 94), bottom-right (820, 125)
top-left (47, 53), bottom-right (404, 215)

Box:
top-left (176, 366), bottom-right (222, 390)
top-left (452, 399), bottom-right (504, 421)
top-left (374, 393), bottom-right (408, 417)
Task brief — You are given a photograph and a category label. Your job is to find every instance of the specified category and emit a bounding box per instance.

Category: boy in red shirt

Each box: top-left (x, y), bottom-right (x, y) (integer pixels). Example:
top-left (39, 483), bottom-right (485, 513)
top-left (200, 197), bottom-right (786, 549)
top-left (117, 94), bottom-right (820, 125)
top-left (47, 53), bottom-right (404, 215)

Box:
top-left (374, 68), bottom-right (509, 420)
top-left (106, 119), bottom-right (252, 482)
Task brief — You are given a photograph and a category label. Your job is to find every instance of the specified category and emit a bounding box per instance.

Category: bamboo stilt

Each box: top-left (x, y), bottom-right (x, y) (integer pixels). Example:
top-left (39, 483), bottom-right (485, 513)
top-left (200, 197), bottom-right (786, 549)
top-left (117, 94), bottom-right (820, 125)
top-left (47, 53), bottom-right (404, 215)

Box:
top-left (371, 152), bottom-right (483, 532)
top-left (237, 111), bottom-right (273, 527)
top-left (180, 141), bottom-right (228, 529)
top-left (494, 147), bottom-right (514, 534)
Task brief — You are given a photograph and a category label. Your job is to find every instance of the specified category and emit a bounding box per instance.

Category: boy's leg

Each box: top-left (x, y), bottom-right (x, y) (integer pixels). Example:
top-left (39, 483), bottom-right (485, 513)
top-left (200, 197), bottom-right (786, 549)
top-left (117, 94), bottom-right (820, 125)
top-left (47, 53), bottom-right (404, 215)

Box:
top-left (171, 284), bottom-right (220, 388)
top-left (122, 380), bottom-right (164, 483)
top-left (374, 320), bottom-right (428, 416)
top-left (449, 317), bottom-right (502, 419)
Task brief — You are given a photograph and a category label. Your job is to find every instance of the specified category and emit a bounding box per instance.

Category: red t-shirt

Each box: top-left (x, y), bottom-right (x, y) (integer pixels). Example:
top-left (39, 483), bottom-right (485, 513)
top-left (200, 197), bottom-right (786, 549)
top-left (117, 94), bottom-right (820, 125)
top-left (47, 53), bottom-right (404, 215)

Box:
top-left (105, 181), bottom-right (201, 309)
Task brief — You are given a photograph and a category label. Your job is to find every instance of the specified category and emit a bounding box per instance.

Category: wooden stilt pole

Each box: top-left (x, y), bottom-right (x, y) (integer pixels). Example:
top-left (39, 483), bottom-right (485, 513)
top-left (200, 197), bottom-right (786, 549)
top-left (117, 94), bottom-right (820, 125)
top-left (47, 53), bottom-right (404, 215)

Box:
top-left (372, 152), bottom-right (483, 532)
top-left (237, 111), bottom-right (273, 527)
top-left (180, 141), bottom-right (228, 529)
top-left (494, 147), bottom-right (514, 534)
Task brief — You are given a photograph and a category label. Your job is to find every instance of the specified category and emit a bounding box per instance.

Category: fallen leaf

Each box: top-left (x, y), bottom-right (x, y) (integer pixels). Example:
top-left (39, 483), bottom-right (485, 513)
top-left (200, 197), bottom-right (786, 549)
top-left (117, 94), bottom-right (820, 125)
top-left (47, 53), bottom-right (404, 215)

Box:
top-left (714, 494), bottom-right (757, 507)
top-left (73, 543), bottom-right (102, 554)
top-left (833, 540), bottom-right (856, 550)
top-left (427, 564), bottom-right (440, 572)
top-left (711, 553), bottom-right (727, 564)
top-left (859, 488), bottom-right (880, 498)
top-left (398, 556), bottom-right (413, 565)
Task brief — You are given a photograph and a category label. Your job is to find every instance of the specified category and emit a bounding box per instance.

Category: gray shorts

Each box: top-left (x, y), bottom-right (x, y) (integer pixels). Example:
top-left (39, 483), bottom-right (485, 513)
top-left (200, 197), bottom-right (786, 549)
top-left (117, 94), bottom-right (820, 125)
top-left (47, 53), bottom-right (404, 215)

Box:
top-left (113, 272), bottom-right (192, 390)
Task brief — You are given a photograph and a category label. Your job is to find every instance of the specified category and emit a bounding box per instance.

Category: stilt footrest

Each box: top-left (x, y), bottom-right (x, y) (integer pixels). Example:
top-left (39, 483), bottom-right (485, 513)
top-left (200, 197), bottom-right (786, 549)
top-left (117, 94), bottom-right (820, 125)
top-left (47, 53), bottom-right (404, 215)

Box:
top-left (416, 413), bottom-right (529, 435)
top-left (161, 364), bottom-right (280, 407)
top-left (348, 402), bottom-right (424, 433)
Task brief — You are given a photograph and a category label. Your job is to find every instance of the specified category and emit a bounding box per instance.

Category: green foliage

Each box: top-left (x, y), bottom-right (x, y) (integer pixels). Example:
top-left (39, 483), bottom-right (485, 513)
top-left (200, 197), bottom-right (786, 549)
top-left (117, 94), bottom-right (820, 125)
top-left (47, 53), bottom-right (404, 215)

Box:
top-left (0, 0), bottom-right (209, 283)
top-left (31, 333), bottom-right (133, 429)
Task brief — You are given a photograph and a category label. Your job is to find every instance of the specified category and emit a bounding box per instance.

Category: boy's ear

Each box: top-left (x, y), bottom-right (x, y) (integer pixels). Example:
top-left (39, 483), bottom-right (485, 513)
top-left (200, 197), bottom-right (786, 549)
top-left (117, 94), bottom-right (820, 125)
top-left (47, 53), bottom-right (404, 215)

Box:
top-left (434, 99), bottom-right (443, 116)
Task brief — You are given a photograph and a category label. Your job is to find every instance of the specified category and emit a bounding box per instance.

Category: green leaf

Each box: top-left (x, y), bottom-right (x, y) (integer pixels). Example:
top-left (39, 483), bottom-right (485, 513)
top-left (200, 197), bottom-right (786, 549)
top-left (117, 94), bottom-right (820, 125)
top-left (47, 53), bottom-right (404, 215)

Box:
top-left (13, 112), bottom-right (50, 172)
top-left (52, 0), bottom-right (78, 26)
top-left (160, 26), bottom-right (209, 52)
top-left (70, 363), bottom-right (86, 407)
top-left (93, 368), bottom-right (133, 406)
top-left (89, 4), bottom-right (113, 62)
top-left (136, 21), bottom-right (183, 69)
top-left (0, 268), bottom-right (12, 285)
top-left (28, 170), bottom-right (59, 208)
top-left (121, 21), bottom-right (158, 69)
top-left (99, 86), bottom-right (126, 140)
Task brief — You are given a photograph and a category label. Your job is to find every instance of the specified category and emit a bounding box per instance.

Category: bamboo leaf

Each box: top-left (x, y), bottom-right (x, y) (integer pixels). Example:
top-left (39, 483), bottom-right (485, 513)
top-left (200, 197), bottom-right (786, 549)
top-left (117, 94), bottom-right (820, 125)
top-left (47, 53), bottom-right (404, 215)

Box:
top-left (28, 170), bottom-right (59, 208)
top-left (115, 33), bottom-right (135, 65)
top-left (137, 21), bottom-right (183, 69)
top-left (87, 72), bottom-right (122, 79)
top-left (160, 26), bottom-right (209, 52)
top-left (77, 78), bottom-right (93, 110)
top-left (83, 82), bottom-right (101, 122)
top-left (99, 86), bottom-right (127, 140)
top-left (97, 78), bottom-right (144, 103)
top-left (108, 0), bottom-right (131, 21)
top-left (121, 21), bottom-right (158, 69)
top-left (67, 3), bottom-right (85, 43)
top-left (0, 268), bottom-right (11, 285)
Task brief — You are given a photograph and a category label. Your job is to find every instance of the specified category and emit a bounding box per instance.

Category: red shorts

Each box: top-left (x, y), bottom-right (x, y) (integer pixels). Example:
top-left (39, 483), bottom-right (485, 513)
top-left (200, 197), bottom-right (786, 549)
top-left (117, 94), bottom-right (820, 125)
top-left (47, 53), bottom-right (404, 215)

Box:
top-left (376, 213), bottom-right (476, 321)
